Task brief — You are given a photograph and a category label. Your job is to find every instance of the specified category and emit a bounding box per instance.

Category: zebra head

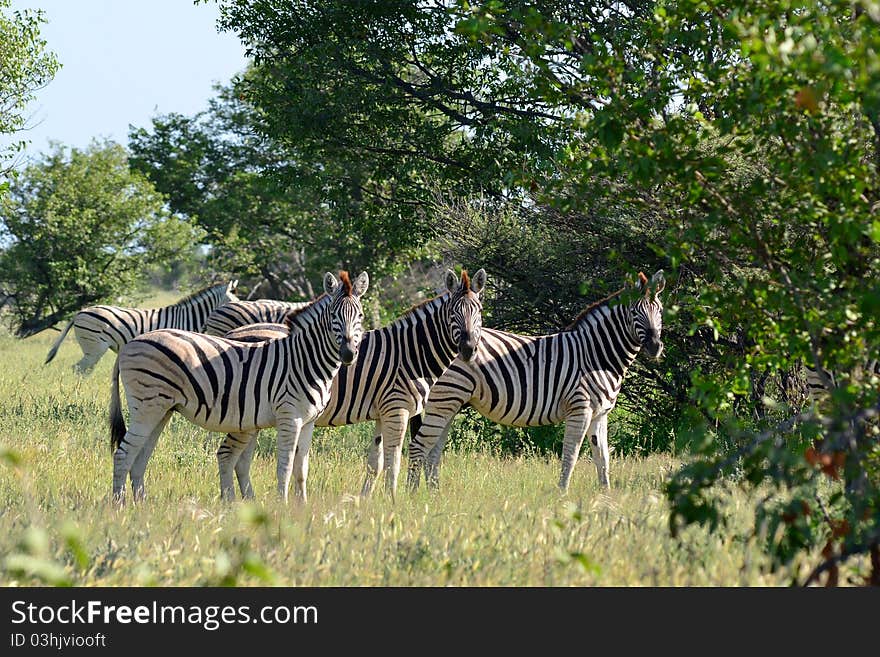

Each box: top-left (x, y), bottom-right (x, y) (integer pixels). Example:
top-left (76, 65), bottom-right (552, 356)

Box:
top-left (324, 270), bottom-right (369, 366)
top-left (223, 279), bottom-right (240, 304)
top-left (631, 270), bottom-right (665, 359)
top-left (445, 268), bottom-right (486, 362)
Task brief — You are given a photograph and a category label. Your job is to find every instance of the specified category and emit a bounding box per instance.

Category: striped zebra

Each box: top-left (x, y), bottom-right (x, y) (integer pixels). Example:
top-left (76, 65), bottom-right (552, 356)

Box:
top-left (203, 299), bottom-right (310, 337)
top-left (804, 359), bottom-right (878, 495)
top-left (408, 270), bottom-right (666, 492)
top-left (44, 281), bottom-right (239, 373)
top-left (220, 269), bottom-right (487, 498)
top-left (108, 271), bottom-right (369, 504)
top-left (805, 360), bottom-right (880, 409)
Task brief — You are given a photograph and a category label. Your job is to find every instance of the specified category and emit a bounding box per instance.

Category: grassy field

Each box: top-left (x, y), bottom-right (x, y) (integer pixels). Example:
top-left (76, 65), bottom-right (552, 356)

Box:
top-left (0, 301), bottom-right (805, 586)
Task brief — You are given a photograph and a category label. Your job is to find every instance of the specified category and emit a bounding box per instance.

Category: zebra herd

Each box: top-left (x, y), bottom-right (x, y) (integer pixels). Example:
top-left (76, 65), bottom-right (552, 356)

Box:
top-left (44, 267), bottom-right (669, 504)
top-left (110, 271), bottom-right (369, 503)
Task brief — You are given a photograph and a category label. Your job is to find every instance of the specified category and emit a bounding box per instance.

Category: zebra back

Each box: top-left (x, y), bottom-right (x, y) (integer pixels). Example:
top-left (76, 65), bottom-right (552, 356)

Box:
top-left (224, 322), bottom-right (289, 343)
top-left (87, 281), bottom-right (237, 337)
top-left (203, 299), bottom-right (311, 336)
top-left (223, 271), bottom-right (486, 428)
top-left (46, 281), bottom-right (238, 364)
top-left (805, 359), bottom-right (880, 410)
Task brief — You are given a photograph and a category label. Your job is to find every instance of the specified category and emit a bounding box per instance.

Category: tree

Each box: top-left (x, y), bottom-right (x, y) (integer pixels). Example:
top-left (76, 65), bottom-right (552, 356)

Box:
top-left (213, 0), bottom-right (571, 239)
top-left (0, 141), bottom-right (201, 337)
top-left (128, 84), bottom-right (431, 308)
top-left (0, 0), bottom-right (59, 176)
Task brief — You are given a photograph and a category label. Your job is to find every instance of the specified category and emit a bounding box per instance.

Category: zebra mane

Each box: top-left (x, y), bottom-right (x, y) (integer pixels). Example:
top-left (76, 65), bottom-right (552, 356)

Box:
top-left (396, 291), bottom-right (452, 322)
top-left (564, 286), bottom-right (627, 331)
top-left (339, 271), bottom-right (353, 296)
top-left (172, 282), bottom-right (229, 307)
top-left (395, 271), bottom-right (472, 321)
top-left (282, 293), bottom-right (331, 332)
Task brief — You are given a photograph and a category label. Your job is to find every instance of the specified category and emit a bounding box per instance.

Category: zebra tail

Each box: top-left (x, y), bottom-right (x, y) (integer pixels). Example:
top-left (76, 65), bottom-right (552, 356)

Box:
top-left (109, 356), bottom-right (126, 454)
top-left (44, 318), bottom-right (75, 364)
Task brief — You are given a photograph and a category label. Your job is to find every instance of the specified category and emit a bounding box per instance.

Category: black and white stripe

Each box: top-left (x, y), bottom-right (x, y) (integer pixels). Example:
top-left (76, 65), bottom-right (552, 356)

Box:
top-left (44, 281), bottom-right (239, 372)
top-left (108, 271), bottom-right (369, 504)
top-left (805, 360), bottom-right (880, 409)
top-left (203, 299), bottom-right (310, 337)
top-left (221, 269), bottom-right (487, 497)
top-left (408, 270), bottom-right (666, 492)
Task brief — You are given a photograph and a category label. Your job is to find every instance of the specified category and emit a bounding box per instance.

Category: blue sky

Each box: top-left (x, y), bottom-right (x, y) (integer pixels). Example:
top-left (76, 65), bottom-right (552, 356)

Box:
top-left (3, 0), bottom-right (247, 162)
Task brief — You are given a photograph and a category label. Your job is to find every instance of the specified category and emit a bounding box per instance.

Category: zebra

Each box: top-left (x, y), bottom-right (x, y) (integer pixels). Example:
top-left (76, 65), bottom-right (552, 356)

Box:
top-left (219, 268), bottom-right (487, 498)
top-left (407, 269), bottom-right (666, 493)
top-left (203, 299), bottom-right (311, 337)
top-left (44, 280), bottom-right (240, 373)
top-left (108, 270), bottom-right (369, 504)
top-left (805, 360), bottom-right (880, 409)
top-left (804, 358), bottom-right (879, 494)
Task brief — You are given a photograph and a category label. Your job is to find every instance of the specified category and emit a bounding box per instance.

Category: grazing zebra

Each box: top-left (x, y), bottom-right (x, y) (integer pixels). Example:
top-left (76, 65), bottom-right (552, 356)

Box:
top-left (220, 268), bottom-right (487, 498)
top-left (44, 281), bottom-right (239, 373)
top-left (203, 299), bottom-right (310, 337)
top-left (108, 271), bottom-right (369, 504)
top-left (408, 270), bottom-right (666, 492)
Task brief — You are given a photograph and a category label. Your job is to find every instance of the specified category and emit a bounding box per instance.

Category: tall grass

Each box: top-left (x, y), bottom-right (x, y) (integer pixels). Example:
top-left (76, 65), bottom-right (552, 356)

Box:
top-left (0, 304), bottom-right (801, 586)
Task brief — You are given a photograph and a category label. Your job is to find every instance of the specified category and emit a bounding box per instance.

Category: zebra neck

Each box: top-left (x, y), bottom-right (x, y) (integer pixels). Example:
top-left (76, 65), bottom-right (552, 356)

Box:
top-left (288, 308), bottom-right (342, 381)
top-left (396, 296), bottom-right (458, 378)
top-left (573, 304), bottom-right (641, 378)
top-left (284, 294), bottom-right (332, 332)
top-left (167, 289), bottom-right (221, 331)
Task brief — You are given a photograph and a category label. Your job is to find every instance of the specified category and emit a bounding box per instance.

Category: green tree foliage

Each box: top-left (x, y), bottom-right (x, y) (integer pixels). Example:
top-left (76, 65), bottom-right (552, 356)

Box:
top-left (128, 85), bottom-right (423, 301)
top-left (0, 0), bottom-right (59, 176)
top-left (213, 0), bottom-right (573, 241)
top-left (0, 141), bottom-right (201, 336)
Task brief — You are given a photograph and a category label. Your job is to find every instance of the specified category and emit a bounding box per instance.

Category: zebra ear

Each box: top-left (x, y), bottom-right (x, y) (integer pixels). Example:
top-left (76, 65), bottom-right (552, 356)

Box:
top-left (444, 269), bottom-right (458, 293)
top-left (650, 270), bottom-right (665, 297)
top-left (352, 271), bottom-right (369, 297)
top-left (228, 280), bottom-right (239, 293)
top-left (323, 272), bottom-right (338, 296)
top-left (470, 268), bottom-right (487, 294)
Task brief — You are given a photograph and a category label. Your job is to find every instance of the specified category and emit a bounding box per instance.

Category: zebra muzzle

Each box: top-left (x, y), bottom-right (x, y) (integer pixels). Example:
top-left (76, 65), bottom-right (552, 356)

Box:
top-left (340, 343), bottom-right (357, 366)
top-left (645, 339), bottom-right (664, 360)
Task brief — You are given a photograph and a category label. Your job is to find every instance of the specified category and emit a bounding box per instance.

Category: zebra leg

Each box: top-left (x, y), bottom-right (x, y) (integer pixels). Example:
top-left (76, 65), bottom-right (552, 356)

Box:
top-left (275, 416), bottom-right (304, 503)
top-left (73, 334), bottom-right (109, 374)
top-left (361, 418), bottom-right (384, 497)
top-left (407, 375), bottom-right (474, 491)
top-left (381, 408), bottom-right (410, 498)
top-left (112, 431), bottom-right (150, 504)
top-left (129, 412), bottom-right (172, 502)
top-left (558, 410), bottom-right (593, 492)
top-left (293, 422), bottom-right (316, 504)
top-left (424, 424), bottom-right (453, 490)
top-left (587, 413), bottom-right (611, 489)
top-left (234, 433), bottom-right (259, 500)
top-left (217, 431), bottom-right (255, 501)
